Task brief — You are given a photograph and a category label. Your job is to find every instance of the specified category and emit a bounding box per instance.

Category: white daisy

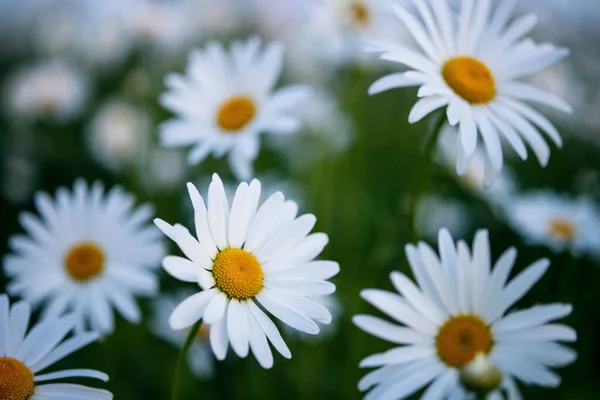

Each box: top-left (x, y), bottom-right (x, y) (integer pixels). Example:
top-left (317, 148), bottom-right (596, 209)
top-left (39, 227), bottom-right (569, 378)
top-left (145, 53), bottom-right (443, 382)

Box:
top-left (505, 191), bottom-right (600, 255)
top-left (159, 37), bottom-right (311, 181)
top-left (354, 228), bottom-right (576, 399)
top-left (151, 291), bottom-right (214, 379)
top-left (368, 0), bottom-right (571, 186)
top-left (0, 294), bottom-right (112, 400)
top-left (3, 179), bottom-right (165, 335)
top-left (154, 174), bottom-right (339, 368)
top-left (3, 59), bottom-right (89, 121)
top-left (87, 99), bottom-right (149, 171)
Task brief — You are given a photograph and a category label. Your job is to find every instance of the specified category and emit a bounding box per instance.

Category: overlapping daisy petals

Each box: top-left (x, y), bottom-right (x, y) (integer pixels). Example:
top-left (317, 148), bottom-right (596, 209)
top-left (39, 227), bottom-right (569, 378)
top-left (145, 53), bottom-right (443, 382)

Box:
top-left (154, 174), bottom-right (338, 368)
top-left (354, 228), bottom-right (576, 399)
top-left (367, 0), bottom-right (570, 186)
top-left (0, 295), bottom-right (112, 399)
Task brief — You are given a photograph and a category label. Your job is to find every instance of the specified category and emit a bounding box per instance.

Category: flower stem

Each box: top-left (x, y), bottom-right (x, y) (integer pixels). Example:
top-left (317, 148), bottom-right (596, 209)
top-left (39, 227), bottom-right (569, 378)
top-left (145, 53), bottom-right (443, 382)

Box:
top-left (408, 112), bottom-right (447, 242)
top-left (170, 319), bottom-right (202, 400)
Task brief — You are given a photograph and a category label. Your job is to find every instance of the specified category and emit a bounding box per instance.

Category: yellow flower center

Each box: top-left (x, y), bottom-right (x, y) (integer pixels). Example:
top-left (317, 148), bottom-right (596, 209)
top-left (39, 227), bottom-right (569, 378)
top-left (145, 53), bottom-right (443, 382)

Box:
top-left (216, 96), bottom-right (256, 132)
top-left (348, 2), bottom-right (370, 28)
top-left (442, 57), bottom-right (496, 104)
top-left (212, 248), bottom-right (263, 300)
top-left (436, 315), bottom-right (493, 368)
top-left (65, 242), bottom-right (105, 282)
top-left (0, 357), bottom-right (35, 400)
top-left (548, 218), bottom-right (576, 241)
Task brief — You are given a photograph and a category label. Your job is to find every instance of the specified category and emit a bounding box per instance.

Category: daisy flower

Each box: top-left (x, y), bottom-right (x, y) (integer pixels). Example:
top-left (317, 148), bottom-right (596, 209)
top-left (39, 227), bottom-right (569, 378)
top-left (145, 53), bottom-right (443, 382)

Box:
top-left (159, 37), bottom-right (311, 181)
top-left (151, 291), bottom-right (214, 379)
top-left (154, 174), bottom-right (339, 368)
top-left (354, 228), bottom-right (576, 399)
top-left (87, 98), bottom-right (149, 171)
top-left (505, 191), bottom-right (600, 255)
top-left (368, 0), bottom-right (571, 186)
top-left (3, 59), bottom-right (89, 121)
top-left (0, 294), bottom-right (112, 399)
top-left (3, 179), bottom-right (165, 335)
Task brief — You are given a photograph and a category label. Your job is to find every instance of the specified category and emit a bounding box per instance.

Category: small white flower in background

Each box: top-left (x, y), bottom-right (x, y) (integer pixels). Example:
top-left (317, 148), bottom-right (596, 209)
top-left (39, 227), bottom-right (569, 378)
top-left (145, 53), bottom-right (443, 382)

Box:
top-left (33, 1), bottom-right (134, 71)
top-left (159, 37), bottom-right (312, 181)
top-left (250, 0), bottom-right (405, 81)
top-left (505, 191), bottom-right (600, 255)
top-left (151, 291), bottom-right (214, 379)
top-left (0, 294), bottom-right (112, 399)
top-left (126, 0), bottom-right (198, 57)
top-left (437, 124), bottom-right (517, 208)
top-left (139, 148), bottom-right (188, 192)
top-left (354, 228), bottom-right (576, 399)
top-left (368, 0), bottom-right (571, 186)
top-left (416, 195), bottom-right (470, 240)
top-left (268, 89), bottom-right (354, 171)
top-left (3, 59), bottom-right (89, 121)
top-left (154, 174), bottom-right (339, 368)
top-left (87, 99), bottom-right (150, 171)
top-left (3, 180), bottom-right (165, 335)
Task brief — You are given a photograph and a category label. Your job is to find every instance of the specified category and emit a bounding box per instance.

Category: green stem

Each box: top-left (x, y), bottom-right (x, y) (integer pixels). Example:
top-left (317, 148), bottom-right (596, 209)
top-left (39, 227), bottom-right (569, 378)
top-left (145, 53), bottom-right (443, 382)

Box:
top-left (408, 112), bottom-right (447, 242)
top-left (170, 319), bottom-right (202, 400)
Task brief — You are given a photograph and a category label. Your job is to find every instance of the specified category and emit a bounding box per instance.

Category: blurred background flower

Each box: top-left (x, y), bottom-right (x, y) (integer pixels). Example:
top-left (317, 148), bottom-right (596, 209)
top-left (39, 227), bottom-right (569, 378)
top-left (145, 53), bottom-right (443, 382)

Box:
top-left (0, 0), bottom-right (598, 398)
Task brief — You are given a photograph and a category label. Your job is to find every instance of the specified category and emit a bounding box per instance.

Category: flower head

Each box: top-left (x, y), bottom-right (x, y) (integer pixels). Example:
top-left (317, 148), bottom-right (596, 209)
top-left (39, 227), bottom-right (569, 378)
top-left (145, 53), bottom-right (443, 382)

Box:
top-left (159, 37), bottom-right (311, 180)
top-left (4, 59), bottom-right (89, 121)
top-left (154, 174), bottom-right (339, 368)
top-left (505, 191), bottom-right (600, 255)
top-left (0, 294), bottom-right (112, 399)
top-left (354, 228), bottom-right (576, 399)
top-left (3, 179), bottom-right (165, 335)
top-left (368, 0), bottom-right (571, 186)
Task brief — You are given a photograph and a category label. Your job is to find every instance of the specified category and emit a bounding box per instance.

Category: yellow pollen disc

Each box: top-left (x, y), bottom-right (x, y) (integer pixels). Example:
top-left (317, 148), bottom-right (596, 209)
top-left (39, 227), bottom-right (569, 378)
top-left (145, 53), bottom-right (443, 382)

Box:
top-left (549, 218), bottom-right (576, 241)
top-left (436, 315), bottom-right (493, 368)
top-left (348, 2), bottom-right (370, 27)
top-left (442, 57), bottom-right (496, 104)
top-left (212, 248), bottom-right (263, 300)
top-left (0, 357), bottom-right (35, 400)
top-left (216, 96), bottom-right (256, 132)
top-left (65, 242), bottom-right (105, 282)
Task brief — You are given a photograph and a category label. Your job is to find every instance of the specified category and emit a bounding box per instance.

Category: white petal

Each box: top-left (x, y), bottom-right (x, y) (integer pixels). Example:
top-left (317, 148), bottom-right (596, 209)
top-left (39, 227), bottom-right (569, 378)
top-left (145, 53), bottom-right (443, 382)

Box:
top-left (226, 300), bottom-right (250, 358)
top-left (243, 303), bottom-right (274, 368)
top-left (207, 174), bottom-right (230, 250)
top-left (247, 300), bottom-right (291, 359)
top-left (256, 291), bottom-right (319, 335)
top-left (368, 73), bottom-right (420, 95)
top-left (408, 96), bottom-right (449, 124)
top-left (203, 292), bottom-right (229, 325)
top-left (360, 289), bottom-right (437, 335)
top-left (169, 289), bottom-right (218, 330)
top-left (353, 315), bottom-right (429, 345)
top-left (228, 179), bottom-right (261, 248)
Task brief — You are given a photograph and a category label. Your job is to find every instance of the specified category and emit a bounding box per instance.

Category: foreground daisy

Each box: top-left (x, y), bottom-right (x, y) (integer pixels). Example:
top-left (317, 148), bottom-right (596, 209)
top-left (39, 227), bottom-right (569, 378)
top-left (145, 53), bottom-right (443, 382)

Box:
top-left (3, 179), bottom-right (165, 335)
top-left (354, 228), bottom-right (576, 399)
top-left (0, 294), bottom-right (112, 399)
top-left (505, 191), bottom-right (600, 255)
top-left (368, 0), bottom-right (571, 185)
top-left (151, 291), bottom-right (215, 379)
top-left (159, 37), bottom-right (311, 180)
top-left (154, 174), bottom-right (339, 368)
